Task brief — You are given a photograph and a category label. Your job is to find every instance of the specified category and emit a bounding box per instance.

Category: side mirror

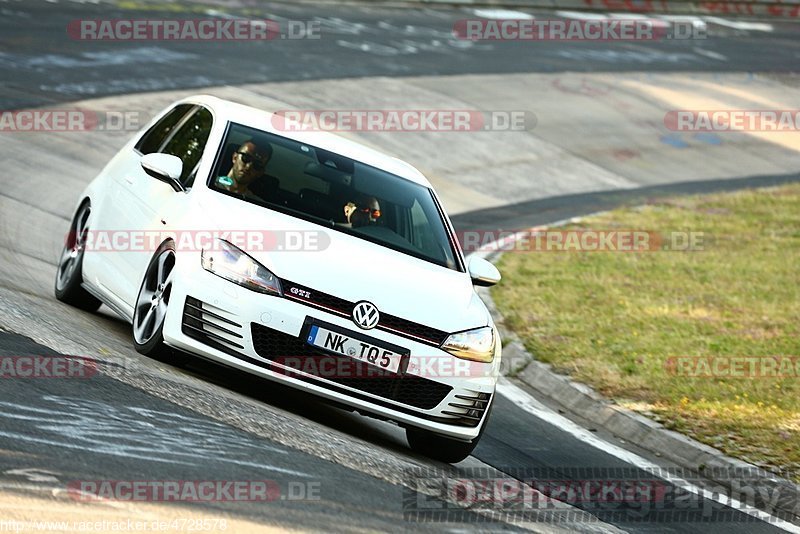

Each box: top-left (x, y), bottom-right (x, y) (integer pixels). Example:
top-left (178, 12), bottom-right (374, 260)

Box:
top-left (468, 256), bottom-right (501, 287)
top-left (141, 153), bottom-right (184, 192)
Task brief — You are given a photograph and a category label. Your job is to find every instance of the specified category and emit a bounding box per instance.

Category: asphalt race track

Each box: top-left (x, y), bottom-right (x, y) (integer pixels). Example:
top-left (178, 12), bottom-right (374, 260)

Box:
top-left (1, 1), bottom-right (799, 532)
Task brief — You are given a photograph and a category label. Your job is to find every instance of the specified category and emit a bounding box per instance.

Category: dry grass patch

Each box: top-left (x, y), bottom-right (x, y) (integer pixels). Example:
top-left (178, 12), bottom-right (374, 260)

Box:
top-left (493, 184), bottom-right (800, 479)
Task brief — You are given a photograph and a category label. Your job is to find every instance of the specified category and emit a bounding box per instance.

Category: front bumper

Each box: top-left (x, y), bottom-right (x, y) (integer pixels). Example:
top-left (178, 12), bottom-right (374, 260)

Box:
top-left (162, 257), bottom-right (499, 441)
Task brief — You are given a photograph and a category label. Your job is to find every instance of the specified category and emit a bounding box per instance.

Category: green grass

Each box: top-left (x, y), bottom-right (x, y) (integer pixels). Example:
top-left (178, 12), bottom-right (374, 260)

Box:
top-left (492, 184), bottom-right (800, 480)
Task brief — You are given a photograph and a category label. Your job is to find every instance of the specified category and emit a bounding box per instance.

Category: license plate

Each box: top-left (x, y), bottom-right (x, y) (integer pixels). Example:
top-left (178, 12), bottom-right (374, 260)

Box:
top-left (306, 324), bottom-right (403, 374)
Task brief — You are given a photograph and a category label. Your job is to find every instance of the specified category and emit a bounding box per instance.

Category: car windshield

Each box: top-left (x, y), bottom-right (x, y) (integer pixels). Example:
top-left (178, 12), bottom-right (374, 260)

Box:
top-left (208, 122), bottom-right (461, 271)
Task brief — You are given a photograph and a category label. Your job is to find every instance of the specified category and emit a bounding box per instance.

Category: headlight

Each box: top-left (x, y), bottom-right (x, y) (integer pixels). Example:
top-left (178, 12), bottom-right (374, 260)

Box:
top-left (441, 326), bottom-right (495, 363)
top-left (201, 239), bottom-right (282, 295)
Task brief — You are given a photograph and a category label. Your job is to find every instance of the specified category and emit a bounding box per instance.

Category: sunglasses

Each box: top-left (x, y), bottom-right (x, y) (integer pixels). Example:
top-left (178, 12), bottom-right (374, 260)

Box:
top-left (360, 208), bottom-right (381, 218)
top-left (237, 151), bottom-right (267, 168)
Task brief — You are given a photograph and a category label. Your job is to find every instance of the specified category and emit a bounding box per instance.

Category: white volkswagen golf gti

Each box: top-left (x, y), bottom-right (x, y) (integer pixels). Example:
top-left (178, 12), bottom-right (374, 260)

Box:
top-left (55, 95), bottom-right (502, 462)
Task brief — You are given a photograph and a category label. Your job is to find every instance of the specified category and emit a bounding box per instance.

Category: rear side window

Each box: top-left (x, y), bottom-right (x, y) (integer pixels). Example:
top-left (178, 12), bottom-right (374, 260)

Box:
top-left (136, 104), bottom-right (194, 154)
top-left (161, 108), bottom-right (213, 184)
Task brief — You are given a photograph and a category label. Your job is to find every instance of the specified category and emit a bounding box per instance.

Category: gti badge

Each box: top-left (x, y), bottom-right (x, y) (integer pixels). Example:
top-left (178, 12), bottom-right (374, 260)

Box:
top-left (352, 301), bottom-right (380, 330)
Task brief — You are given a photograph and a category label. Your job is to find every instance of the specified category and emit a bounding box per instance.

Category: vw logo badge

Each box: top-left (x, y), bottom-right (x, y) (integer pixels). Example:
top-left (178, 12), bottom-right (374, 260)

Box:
top-left (352, 301), bottom-right (380, 330)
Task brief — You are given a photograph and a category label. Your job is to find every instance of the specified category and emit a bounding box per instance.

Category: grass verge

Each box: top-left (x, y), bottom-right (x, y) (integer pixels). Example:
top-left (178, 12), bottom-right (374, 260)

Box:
top-left (491, 184), bottom-right (800, 480)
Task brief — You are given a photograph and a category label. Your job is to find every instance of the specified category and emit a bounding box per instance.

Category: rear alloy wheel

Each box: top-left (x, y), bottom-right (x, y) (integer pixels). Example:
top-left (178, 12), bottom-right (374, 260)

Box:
top-left (132, 243), bottom-right (184, 363)
top-left (54, 201), bottom-right (102, 311)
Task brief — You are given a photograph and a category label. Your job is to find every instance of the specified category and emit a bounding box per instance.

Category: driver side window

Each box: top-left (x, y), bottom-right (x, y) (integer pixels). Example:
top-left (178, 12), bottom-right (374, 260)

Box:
top-left (136, 104), bottom-right (194, 155)
top-left (161, 107), bottom-right (213, 185)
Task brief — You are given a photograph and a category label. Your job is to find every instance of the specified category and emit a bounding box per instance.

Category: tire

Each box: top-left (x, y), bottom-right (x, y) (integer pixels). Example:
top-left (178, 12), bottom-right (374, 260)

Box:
top-left (406, 404), bottom-right (493, 463)
top-left (54, 201), bottom-right (102, 312)
top-left (132, 242), bottom-right (185, 364)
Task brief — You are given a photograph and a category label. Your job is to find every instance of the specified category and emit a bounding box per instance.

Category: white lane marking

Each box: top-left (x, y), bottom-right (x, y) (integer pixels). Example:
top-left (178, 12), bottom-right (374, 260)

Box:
top-left (4, 468), bottom-right (60, 483)
top-left (693, 47), bottom-right (728, 61)
top-left (473, 9), bottom-right (534, 20)
top-left (555, 11), bottom-right (610, 21)
top-left (204, 9), bottom-right (236, 19)
top-left (0, 483), bottom-right (61, 493)
top-left (497, 378), bottom-right (800, 533)
top-left (607, 12), bottom-right (669, 29)
top-left (704, 17), bottom-right (774, 32)
top-left (555, 48), bottom-right (699, 64)
top-left (657, 14), bottom-right (708, 30)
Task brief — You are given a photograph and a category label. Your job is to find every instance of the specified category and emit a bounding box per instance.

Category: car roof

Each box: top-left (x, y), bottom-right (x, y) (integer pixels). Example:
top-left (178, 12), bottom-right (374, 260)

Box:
top-left (182, 94), bottom-right (433, 188)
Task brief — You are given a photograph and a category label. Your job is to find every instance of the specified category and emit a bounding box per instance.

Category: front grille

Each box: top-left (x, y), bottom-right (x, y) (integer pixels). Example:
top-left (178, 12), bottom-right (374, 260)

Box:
top-left (182, 297), bottom-right (244, 355)
top-left (251, 322), bottom-right (452, 410)
top-left (280, 279), bottom-right (449, 346)
top-left (378, 312), bottom-right (449, 346)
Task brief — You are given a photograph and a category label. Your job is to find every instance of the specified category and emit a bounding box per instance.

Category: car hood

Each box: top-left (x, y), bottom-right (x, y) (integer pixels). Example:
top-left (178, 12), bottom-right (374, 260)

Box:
top-left (197, 193), bottom-right (489, 334)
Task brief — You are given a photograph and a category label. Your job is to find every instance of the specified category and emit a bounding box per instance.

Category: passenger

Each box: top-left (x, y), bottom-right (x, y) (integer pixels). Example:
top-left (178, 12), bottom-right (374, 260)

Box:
top-left (343, 196), bottom-right (381, 228)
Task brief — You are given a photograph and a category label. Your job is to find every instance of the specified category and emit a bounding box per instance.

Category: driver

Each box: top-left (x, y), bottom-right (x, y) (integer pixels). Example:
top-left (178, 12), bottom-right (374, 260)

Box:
top-left (216, 140), bottom-right (272, 198)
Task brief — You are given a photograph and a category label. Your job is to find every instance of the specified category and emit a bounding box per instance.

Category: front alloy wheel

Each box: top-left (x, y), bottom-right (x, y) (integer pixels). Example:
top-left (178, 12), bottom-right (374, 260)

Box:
top-left (406, 403), bottom-right (493, 463)
top-left (133, 243), bottom-right (183, 363)
top-left (406, 429), bottom-right (481, 464)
